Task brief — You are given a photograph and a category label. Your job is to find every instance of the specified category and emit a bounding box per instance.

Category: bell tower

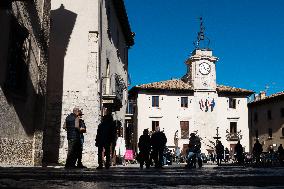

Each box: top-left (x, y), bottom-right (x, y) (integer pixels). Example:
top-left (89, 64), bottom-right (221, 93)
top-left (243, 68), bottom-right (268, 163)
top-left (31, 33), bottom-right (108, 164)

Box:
top-left (183, 17), bottom-right (218, 91)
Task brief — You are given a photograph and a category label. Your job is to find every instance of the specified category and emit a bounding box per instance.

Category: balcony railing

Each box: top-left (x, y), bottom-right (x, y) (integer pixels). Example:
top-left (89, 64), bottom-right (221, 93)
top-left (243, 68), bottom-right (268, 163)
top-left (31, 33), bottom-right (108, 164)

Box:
top-left (226, 133), bottom-right (241, 141)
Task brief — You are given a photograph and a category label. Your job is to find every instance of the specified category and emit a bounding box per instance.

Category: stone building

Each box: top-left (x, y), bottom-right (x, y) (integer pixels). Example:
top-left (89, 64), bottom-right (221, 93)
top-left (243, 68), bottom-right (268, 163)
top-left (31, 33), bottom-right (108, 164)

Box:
top-left (248, 91), bottom-right (284, 152)
top-left (44, 0), bottom-right (134, 166)
top-left (0, 0), bottom-right (51, 165)
top-left (129, 22), bottom-right (253, 155)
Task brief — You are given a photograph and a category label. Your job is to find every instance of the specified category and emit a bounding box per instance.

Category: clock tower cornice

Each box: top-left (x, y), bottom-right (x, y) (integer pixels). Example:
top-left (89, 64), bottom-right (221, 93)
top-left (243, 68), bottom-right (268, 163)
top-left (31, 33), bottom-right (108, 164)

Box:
top-left (185, 50), bottom-right (218, 65)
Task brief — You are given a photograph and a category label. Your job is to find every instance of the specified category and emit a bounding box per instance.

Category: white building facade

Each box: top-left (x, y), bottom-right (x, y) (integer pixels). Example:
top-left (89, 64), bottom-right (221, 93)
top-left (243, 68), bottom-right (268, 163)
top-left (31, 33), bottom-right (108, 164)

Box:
top-left (129, 49), bottom-right (253, 156)
top-left (45, 0), bottom-right (134, 166)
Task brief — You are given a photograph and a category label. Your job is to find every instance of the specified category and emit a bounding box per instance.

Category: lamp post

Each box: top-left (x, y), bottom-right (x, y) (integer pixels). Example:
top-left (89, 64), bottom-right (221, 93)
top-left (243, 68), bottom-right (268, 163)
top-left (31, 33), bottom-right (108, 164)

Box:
top-left (213, 126), bottom-right (221, 145)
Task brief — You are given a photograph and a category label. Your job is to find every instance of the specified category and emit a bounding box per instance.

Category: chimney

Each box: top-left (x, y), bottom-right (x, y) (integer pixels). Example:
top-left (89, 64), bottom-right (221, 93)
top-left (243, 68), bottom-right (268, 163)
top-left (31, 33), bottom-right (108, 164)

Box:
top-left (254, 94), bottom-right (259, 101)
top-left (259, 91), bottom-right (266, 100)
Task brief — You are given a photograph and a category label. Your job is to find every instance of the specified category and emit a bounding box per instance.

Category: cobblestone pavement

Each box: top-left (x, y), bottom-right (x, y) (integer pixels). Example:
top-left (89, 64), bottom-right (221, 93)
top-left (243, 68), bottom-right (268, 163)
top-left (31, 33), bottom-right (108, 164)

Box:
top-left (0, 164), bottom-right (284, 188)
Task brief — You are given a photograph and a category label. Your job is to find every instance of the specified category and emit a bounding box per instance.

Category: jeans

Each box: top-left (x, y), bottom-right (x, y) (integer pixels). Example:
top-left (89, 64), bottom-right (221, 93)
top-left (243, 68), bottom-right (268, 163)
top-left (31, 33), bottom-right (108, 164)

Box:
top-left (65, 138), bottom-right (80, 167)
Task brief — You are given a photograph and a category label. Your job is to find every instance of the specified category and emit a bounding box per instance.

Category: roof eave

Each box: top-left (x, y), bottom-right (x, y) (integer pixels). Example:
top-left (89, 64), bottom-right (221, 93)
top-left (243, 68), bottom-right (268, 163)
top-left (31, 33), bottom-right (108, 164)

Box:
top-left (112, 0), bottom-right (134, 47)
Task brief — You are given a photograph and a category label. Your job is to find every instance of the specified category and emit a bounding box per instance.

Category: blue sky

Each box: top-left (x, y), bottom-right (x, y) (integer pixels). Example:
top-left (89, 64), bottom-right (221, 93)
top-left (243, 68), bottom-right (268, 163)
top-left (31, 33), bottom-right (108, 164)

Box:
top-left (124, 0), bottom-right (284, 95)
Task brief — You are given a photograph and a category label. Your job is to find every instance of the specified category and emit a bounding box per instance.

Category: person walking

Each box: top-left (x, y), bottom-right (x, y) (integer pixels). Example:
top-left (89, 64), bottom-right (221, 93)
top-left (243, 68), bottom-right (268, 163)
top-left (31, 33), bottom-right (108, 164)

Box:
top-left (115, 131), bottom-right (126, 166)
top-left (95, 113), bottom-right (116, 169)
top-left (186, 133), bottom-right (202, 168)
top-left (278, 144), bottom-right (284, 164)
top-left (151, 126), bottom-right (167, 168)
top-left (215, 141), bottom-right (224, 166)
top-left (76, 109), bottom-right (86, 168)
top-left (235, 141), bottom-right (244, 165)
top-left (175, 147), bottom-right (181, 164)
top-left (138, 129), bottom-right (151, 169)
top-left (224, 147), bottom-right (230, 163)
top-left (252, 139), bottom-right (263, 164)
top-left (63, 107), bottom-right (81, 169)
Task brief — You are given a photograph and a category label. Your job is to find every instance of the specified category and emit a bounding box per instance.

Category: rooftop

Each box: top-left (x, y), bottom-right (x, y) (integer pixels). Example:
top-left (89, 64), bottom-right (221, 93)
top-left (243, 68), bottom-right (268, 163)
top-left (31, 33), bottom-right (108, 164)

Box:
top-left (129, 79), bottom-right (254, 95)
top-left (249, 91), bottom-right (284, 105)
top-left (112, 0), bottom-right (134, 47)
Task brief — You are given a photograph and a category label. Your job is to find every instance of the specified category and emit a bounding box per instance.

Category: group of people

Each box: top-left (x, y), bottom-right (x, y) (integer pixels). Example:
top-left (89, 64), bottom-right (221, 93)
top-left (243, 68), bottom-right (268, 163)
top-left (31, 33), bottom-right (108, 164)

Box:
top-left (63, 107), bottom-right (86, 169)
top-left (63, 108), bottom-right (284, 169)
top-left (64, 108), bottom-right (122, 169)
top-left (138, 126), bottom-right (167, 169)
top-left (253, 140), bottom-right (284, 165)
top-left (214, 140), bottom-right (244, 165)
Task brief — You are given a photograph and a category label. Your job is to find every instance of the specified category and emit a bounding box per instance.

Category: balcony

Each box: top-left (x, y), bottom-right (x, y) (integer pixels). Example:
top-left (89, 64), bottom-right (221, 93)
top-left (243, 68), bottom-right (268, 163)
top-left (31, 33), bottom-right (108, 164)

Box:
top-left (102, 74), bottom-right (127, 111)
top-left (125, 100), bottom-right (135, 120)
top-left (226, 132), bottom-right (242, 141)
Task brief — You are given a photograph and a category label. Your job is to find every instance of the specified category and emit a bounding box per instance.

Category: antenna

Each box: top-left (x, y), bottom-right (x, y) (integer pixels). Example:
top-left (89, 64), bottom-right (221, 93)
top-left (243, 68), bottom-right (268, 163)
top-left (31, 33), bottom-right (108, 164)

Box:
top-left (265, 84), bottom-right (269, 93)
top-left (193, 17), bottom-right (211, 50)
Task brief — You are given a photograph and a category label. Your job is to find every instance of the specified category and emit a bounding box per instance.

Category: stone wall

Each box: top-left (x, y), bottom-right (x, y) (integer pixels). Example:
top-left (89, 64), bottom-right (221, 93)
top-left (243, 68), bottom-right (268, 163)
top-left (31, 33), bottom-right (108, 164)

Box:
top-left (0, 0), bottom-right (50, 166)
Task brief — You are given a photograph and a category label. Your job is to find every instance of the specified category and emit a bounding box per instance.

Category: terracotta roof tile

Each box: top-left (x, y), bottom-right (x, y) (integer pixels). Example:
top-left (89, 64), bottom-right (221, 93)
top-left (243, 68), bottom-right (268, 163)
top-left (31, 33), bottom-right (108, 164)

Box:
top-left (216, 84), bottom-right (254, 94)
top-left (136, 79), bottom-right (192, 90)
top-left (133, 79), bottom-right (253, 94)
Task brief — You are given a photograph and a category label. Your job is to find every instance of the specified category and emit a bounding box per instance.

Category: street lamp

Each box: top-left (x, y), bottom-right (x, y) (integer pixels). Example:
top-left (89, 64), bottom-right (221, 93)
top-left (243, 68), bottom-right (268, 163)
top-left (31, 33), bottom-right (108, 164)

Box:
top-left (213, 126), bottom-right (221, 144)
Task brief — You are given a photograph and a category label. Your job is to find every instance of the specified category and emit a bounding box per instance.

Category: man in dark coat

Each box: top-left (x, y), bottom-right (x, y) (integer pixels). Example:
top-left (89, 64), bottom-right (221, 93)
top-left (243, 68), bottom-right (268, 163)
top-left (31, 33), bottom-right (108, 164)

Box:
top-left (95, 113), bottom-right (116, 169)
top-left (138, 129), bottom-right (151, 169)
top-left (252, 139), bottom-right (263, 164)
top-left (234, 141), bottom-right (244, 164)
top-left (151, 126), bottom-right (167, 168)
top-left (63, 107), bottom-right (80, 168)
top-left (215, 140), bottom-right (224, 166)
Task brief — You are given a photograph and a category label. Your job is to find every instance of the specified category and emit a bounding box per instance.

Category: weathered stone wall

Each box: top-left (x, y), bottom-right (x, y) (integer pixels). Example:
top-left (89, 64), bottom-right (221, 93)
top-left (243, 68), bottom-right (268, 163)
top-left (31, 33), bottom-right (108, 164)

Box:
top-left (0, 0), bottom-right (50, 166)
top-left (46, 1), bottom-right (101, 166)
top-left (0, 138), bottom-right (33, 165)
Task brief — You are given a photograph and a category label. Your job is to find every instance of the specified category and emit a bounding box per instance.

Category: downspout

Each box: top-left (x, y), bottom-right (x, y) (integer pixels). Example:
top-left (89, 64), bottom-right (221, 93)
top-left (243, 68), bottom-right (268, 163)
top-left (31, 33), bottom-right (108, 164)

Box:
top-left (98, 0), bottom-right (103, 117)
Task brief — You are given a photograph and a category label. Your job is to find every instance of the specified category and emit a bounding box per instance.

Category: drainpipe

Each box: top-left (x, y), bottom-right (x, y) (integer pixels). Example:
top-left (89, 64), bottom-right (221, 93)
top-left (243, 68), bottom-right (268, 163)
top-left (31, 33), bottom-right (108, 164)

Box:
top-left (98, 0), bottom-right (103, 117)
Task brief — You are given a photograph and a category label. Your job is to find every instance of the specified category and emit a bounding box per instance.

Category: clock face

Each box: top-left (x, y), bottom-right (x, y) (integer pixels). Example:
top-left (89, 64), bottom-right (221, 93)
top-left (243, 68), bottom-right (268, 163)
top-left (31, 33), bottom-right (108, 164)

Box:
top-left (199, 62), bottom-right (211, 75)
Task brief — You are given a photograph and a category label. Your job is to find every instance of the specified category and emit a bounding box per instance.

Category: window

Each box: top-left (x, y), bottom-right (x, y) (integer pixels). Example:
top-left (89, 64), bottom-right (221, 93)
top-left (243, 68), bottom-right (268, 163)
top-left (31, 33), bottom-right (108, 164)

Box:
top-left (5, 17), bottom-right (29, 96)
top-left (106, 5), bottom-right (111, 40)
top-left (152, 96), bottom-right (159, 107)
top-left (229, 98), bottom-right (236, 109)
top-left (180, 121), bottom-right (189, 139)
top-left (230, 122), bottom-right (237, 134)
top-left (255, 130), bottom-right (259, 139)
top-left (268, 128), bottom-right (272, 138)
top-left (152, 121), bottom-right (159, 131)
top-left (254, 112), bottom-right (258, 122)
top-left (181, 97), bottom-right (188, 108)
top-left (267, 110), bottom-right (272, 120)
top-left (281, 108), bottom-right (284, 118)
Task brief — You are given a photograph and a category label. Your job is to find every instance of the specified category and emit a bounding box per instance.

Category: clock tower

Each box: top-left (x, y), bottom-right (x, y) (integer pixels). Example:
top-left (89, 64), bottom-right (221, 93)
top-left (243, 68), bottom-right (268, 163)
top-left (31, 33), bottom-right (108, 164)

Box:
top-left (185, 49), bottom-right (218, 91)
top-left (183, 18), bottom-right (218, 91)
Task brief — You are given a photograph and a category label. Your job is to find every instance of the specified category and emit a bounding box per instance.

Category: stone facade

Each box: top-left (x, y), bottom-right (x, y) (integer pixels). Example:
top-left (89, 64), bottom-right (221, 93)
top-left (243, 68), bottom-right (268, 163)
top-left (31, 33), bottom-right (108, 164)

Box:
top-left (129, 49), bottom-right (253, 155)
top-left (248, 92), bottom-right (284, 152)
top-left (45, 0), bottom-right (133, 166)
top-left (0, 0), bottom-right (50, 166)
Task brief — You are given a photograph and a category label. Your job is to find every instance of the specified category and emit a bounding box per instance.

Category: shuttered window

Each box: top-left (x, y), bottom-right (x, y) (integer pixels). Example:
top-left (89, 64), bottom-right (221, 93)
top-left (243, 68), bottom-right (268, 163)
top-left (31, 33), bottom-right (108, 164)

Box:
top-left (180, 121), bottom-right (189, 139)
